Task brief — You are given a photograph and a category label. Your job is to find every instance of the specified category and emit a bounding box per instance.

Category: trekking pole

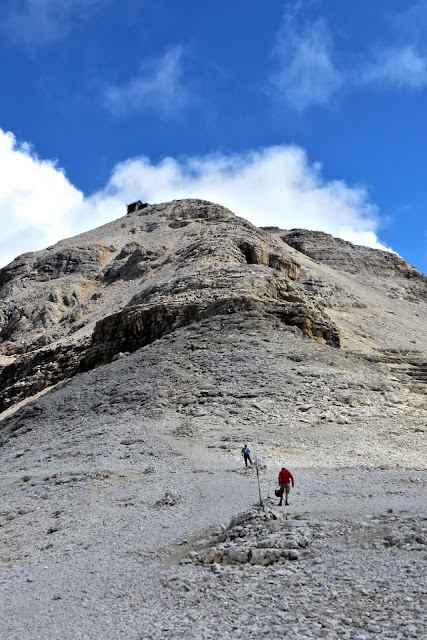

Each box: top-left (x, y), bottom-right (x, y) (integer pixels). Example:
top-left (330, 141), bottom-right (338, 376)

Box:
top-left (255, 457), bottom-right (263, 506)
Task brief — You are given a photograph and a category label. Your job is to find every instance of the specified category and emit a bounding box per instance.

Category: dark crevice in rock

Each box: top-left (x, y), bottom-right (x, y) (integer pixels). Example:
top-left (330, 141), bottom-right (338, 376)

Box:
top-left (238, 242), bottom-right (258, 265)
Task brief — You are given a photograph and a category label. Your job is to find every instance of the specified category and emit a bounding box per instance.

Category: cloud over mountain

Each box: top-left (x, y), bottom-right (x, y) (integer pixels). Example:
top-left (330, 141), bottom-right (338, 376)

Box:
top-left (0, 128), bottom-right (391, 268)
top-left (0, 129), bottom-right (82, 267)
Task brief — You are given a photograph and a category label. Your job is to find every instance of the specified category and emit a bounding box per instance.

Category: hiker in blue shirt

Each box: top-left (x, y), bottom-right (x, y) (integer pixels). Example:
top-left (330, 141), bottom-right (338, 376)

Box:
top-left (241, 444), bottom-right (252, 467)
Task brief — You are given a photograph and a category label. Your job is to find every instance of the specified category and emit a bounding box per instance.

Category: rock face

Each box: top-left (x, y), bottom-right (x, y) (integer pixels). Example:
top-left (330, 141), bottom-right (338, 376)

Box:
top-left (1, 199), bottom-right (427, 414)
top-left (280, 228), bottom-right (427, 301)
top-left (0, 200), bottom-right (340, 412)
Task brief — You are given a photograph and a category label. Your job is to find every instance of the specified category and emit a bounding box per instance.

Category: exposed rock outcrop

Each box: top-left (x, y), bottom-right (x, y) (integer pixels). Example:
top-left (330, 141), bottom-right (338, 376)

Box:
top-left (280, 228), bottom-right (427, 302)
top-left (1, 199), bottom-right (427, 413)
top-left (0, 200), bottom-right (342, 412)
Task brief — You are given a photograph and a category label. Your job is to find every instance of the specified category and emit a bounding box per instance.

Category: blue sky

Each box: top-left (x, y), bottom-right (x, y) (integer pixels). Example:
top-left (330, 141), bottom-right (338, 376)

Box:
top-left (1, 0), bottom-right (427, 273)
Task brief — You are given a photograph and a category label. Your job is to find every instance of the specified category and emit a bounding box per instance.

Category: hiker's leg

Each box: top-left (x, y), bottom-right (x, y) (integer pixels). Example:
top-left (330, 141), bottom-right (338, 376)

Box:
top-left (285, 483), bottom-right (290, 505)
top-left (248, 455), bottom-right (252, 465)
top-left (244, 456), bottom-right (248, 467)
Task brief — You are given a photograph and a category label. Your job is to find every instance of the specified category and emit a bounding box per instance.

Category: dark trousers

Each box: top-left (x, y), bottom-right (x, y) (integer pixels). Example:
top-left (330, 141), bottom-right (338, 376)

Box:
top-left (244, 454), bottom-right (252, 467)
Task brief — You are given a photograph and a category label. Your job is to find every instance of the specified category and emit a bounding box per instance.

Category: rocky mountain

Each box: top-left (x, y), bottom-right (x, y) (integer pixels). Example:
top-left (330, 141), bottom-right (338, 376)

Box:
top-left (0, 199), bottom-right (426, 640)
top-left (2, 199), bottom-right (427, 413)
top-left (0, 199), bottom-right (339, 413)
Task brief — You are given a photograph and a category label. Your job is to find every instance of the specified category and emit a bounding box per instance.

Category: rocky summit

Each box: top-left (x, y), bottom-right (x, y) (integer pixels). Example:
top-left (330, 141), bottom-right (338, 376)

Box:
top-left (0, 199), bottom-right (426, 640)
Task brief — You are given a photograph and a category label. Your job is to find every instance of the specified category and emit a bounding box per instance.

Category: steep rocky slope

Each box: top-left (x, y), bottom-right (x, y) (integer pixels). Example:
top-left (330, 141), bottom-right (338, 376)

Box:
top-left (0, 200), bottom-right (340, 412)
top-left (0, 199), bottom-right (426, 640)
top-left (2, 199), bottom-right (426, 412)
top-left (268, 226), bottom-right (427, 391)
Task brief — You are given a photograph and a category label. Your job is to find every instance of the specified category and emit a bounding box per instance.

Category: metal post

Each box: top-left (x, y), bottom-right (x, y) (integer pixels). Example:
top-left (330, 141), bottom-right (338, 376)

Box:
top-left (255, 456), bottom-right (263, 506)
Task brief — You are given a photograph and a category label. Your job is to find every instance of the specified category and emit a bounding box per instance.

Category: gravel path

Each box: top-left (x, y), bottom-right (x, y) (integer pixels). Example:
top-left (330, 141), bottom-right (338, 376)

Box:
top-left (1, 411), bottom-right (426, 640)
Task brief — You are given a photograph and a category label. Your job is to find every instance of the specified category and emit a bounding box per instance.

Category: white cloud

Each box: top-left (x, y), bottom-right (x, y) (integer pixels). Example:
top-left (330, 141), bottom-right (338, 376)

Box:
top-left (1, 0), bottom-right (101, 49)
top-left (269, 4), bottom-right (427, 105)
top-left (271, 11), bottom-right (343, 110)
top-left (0, 129), bottom-right (83, 267)
top-left (359, 45), bottom-right (427, 89)
top-left (105, 47), bottom-right (189, 116)
top-left (102, 147), bottom-right (389, 250)
top-left (0, 129), bottom-right (391, 268)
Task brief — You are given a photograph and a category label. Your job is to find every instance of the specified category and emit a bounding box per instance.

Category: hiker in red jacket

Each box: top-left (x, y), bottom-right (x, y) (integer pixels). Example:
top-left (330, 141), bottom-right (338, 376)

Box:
top-left (278, 466), bottom-right (294, 506)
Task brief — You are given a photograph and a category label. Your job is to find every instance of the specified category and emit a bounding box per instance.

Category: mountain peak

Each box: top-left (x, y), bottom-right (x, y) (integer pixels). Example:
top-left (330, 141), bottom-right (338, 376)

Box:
top-left (0, 199), bottom-right (426, 413)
